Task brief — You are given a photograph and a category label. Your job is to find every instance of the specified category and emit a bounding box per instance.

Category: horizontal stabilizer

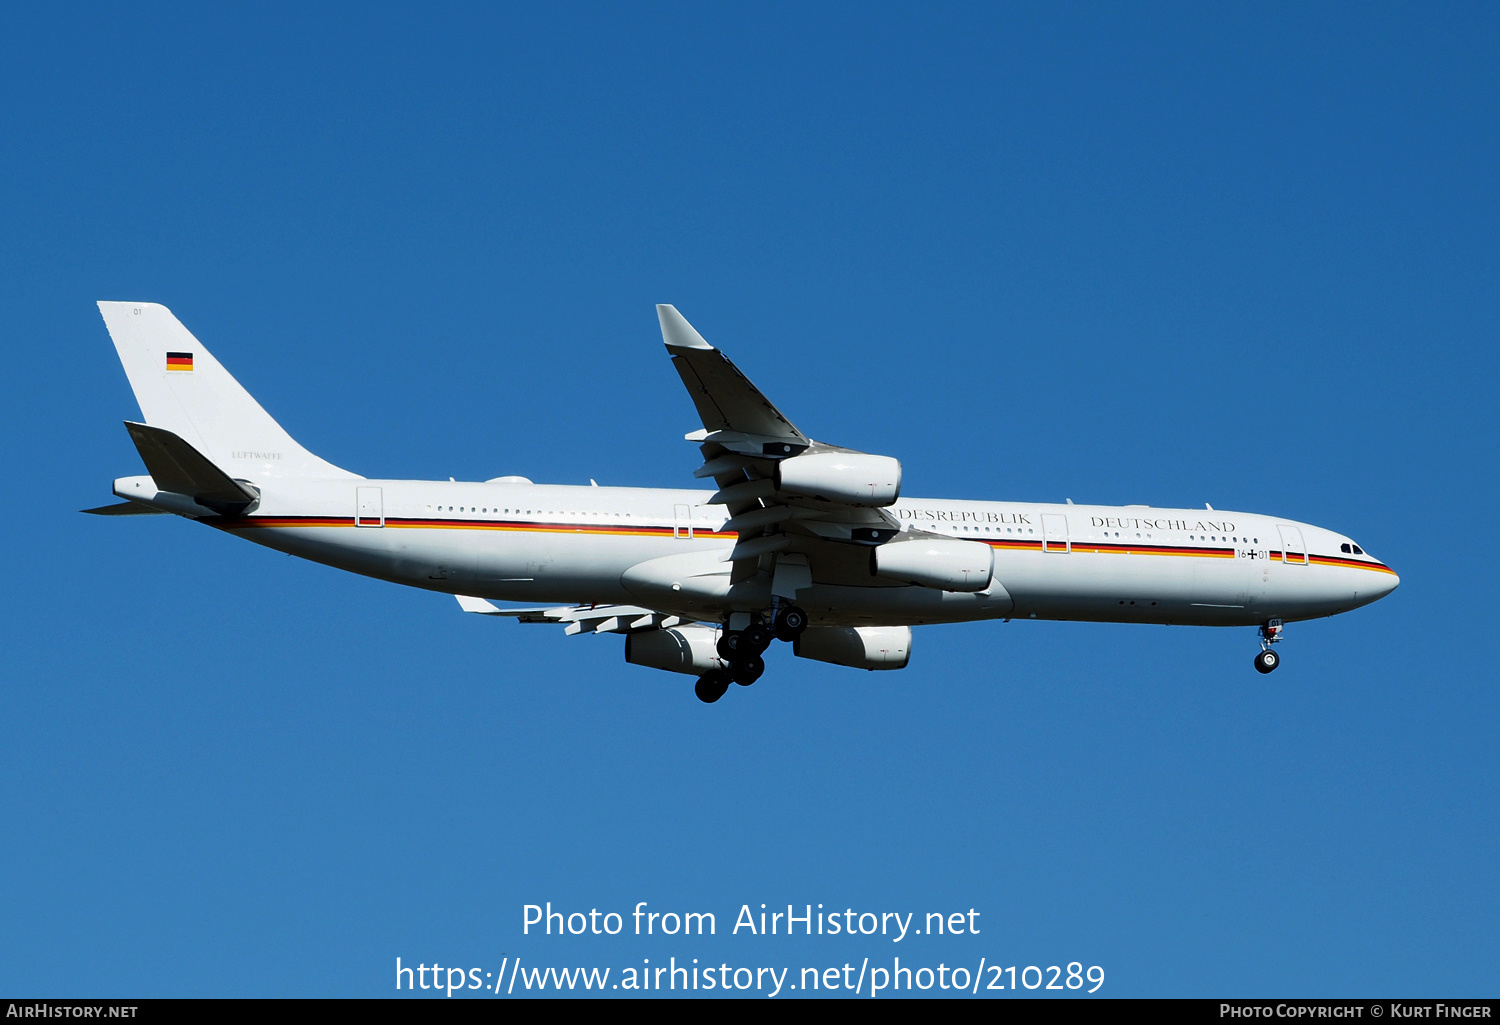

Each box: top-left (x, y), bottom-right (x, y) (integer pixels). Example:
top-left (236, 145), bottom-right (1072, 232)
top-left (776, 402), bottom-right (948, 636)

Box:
top-left (124, 421), bottom-right (259, 515)
top-left (81, 501), bottom-right (169, 516)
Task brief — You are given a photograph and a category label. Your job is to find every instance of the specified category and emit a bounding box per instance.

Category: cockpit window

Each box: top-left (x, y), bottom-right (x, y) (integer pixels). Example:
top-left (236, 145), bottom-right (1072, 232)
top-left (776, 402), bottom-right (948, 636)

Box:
top-left (1352, 544), bottom-right (1364, 555)
top-left (1341, 543), bottom-right (1351, 553)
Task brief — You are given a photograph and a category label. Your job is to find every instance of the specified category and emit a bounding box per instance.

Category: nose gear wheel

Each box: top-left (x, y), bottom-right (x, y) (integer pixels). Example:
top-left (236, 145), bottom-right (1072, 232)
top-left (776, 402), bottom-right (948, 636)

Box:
top-left (1254, 620), bottom-right (1283, 673)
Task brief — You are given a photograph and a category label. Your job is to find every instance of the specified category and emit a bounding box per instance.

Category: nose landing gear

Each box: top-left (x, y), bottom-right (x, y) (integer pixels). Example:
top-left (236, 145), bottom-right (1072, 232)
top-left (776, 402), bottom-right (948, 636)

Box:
top-left (1254, 620), bottom-right (1283, 674)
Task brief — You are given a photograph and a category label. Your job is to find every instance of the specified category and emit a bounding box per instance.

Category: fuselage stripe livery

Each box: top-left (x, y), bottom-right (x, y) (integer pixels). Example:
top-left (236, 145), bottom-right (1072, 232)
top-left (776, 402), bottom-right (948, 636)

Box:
top-left (1302, 553), bottom-right (1399, 575)
top-left (209, 515), bottom-right (1398, 574)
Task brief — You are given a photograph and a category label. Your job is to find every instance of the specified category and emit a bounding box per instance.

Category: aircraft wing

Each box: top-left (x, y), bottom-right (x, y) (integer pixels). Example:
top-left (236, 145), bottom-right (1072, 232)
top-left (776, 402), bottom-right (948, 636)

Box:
top-left (656, 306), bottom-right (904, 585)
top-left (658, 304), bottom-right (809, 452)
top-left (455, 596), bottom-right (696, 635)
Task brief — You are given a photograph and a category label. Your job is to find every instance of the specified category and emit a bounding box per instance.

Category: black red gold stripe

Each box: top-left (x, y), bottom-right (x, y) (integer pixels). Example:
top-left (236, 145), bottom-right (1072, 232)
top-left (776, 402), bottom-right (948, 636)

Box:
top-left (1062, 540), bottom-right (1234, 558)
top-left (165, 351), bottom-right (194, 371)
top-left (1270, 551), bottom-right (1398, 575)
top-left (208, 515), bottom-right (1397, 574)
top-left (1307, 552), bottom-right (1398, 575)
top-left (217, 515), bottom-right (735, 540)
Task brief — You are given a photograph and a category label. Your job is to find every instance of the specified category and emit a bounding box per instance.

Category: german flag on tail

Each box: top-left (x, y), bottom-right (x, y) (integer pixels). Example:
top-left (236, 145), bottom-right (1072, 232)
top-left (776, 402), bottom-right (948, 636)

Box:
top-left (165, 351), bottom-right (193, 372)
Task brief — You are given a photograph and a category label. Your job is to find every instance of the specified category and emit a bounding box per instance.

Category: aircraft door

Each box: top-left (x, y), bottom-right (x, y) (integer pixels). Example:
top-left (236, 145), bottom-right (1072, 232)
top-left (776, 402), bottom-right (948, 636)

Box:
top-left (356, 486), bottom-right (384, 527)
top-left (1042, 513), bottom-right (1070, 553)
top-left (1277, 524), bottom-right (1307, 565)
top-left (673, 503), bottom-right (693, 540)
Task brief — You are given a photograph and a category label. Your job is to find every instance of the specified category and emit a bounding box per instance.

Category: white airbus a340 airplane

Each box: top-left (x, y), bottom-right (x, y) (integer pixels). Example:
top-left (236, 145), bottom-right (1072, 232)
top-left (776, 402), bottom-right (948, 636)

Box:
top-left (89, 302), bottom-right (1398, 702)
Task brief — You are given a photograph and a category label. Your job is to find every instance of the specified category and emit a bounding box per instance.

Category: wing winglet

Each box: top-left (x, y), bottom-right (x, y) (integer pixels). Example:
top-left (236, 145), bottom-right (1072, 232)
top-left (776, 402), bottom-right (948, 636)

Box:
top-left (657, 304), bottom-right (713, 351)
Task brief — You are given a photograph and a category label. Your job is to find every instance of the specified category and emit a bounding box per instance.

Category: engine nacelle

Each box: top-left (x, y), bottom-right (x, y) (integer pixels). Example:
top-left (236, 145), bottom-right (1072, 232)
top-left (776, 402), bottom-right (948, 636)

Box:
top-left (773, 452), bottom-right (901, 507)
top-left (794, 626), bottom-right (911, 670)
top-left (872, 537), bottom-right (993, 592)
top-left (624, 625), bottom-right (724, 676)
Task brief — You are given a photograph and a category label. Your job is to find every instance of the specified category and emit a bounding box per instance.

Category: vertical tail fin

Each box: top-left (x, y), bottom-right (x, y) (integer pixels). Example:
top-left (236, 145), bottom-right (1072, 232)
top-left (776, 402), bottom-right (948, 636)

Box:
top-left (97, 302), bottom-right (358, 481)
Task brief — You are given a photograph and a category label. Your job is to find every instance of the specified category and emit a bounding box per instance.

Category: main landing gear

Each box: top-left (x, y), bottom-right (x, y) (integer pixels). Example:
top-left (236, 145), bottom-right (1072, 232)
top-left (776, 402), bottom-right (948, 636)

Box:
top-left (694, 669), bottom-right (731, 703)
top-left (696, 606), bottom-right (808, 702)
top-left (1254, 620), bottom-right (1283, 674)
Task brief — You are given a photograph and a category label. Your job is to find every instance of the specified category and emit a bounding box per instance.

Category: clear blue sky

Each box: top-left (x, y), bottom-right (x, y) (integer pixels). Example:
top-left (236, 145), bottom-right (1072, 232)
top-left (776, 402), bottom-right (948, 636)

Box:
top-left (2, 2), bottom-right (1495, 998)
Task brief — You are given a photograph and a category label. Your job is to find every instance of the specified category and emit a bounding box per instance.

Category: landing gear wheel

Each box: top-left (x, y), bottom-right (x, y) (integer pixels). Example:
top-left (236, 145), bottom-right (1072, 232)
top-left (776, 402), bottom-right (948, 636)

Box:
top-left (1254, 649), bottom-right (1280, 674)
top-left (774, 606), bottom-right (808, 643)
top-left (716, 631), bottom-right (745, 660)
top-left (743, 624), bottom-right (773, 653)
top-left (731, 655), bottom-right (765, 686)
top-left (695, 669), bottom-right (732, 703)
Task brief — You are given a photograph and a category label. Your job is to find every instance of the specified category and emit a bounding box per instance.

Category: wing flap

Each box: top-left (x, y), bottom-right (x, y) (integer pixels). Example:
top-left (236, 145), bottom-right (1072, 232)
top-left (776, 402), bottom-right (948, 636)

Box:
top-left (454, 597), bottom-right (690, 634)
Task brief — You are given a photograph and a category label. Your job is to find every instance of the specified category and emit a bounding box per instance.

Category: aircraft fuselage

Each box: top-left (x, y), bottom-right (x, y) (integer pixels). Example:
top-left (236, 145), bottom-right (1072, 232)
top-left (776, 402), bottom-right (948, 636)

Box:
top-left (120, 475), bottom-right (1399, 630)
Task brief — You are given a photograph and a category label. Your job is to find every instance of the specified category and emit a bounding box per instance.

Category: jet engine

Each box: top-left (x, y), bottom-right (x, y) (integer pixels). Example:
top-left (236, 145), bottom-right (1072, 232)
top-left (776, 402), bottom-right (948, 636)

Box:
top-left (773, 452), bottom-right (901, 507)
top-left (871, 537), bottom-right (993, 592)
top-left (794, 626), bottom-right (911, 670)
top-left (624, 625), bottom-right (725, 675)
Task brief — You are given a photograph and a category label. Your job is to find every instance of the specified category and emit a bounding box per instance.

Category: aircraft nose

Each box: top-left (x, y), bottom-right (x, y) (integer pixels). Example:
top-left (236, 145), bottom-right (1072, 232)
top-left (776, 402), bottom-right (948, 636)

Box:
top-left (1372, 567), bottom-right (1400, 599)
top-left (1347, 564), bottom-right (1398, 611)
